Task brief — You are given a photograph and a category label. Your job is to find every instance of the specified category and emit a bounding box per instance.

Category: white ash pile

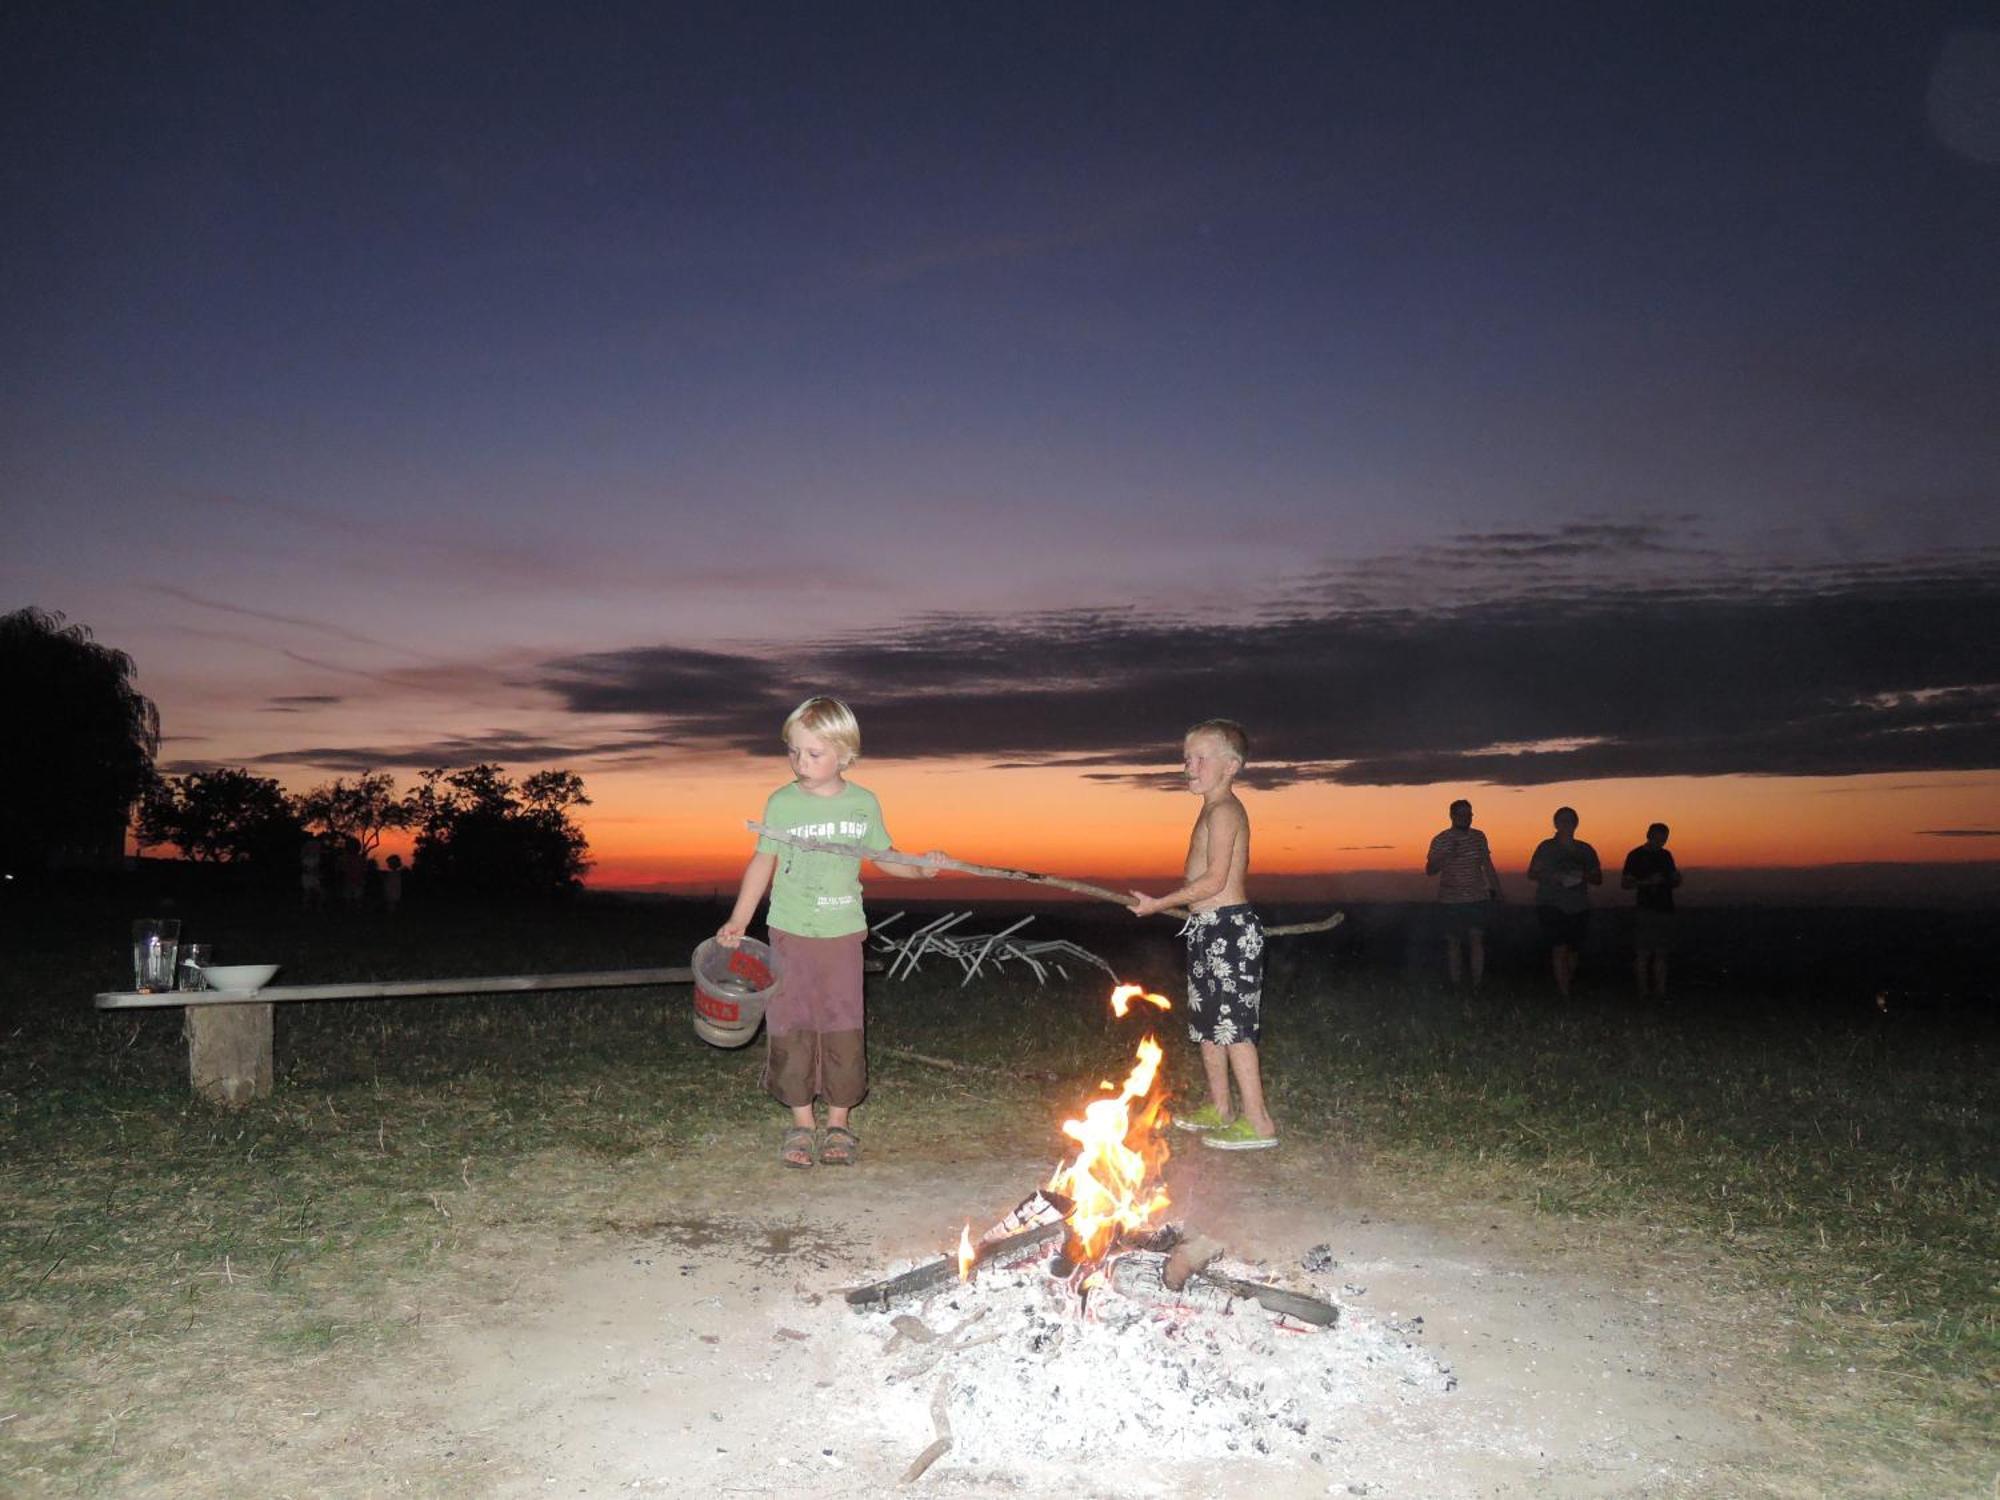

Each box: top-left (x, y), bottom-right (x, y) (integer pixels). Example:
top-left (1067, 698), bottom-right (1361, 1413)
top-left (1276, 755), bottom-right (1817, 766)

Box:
top-left (849, 1226), bottom-right (1454, 1481)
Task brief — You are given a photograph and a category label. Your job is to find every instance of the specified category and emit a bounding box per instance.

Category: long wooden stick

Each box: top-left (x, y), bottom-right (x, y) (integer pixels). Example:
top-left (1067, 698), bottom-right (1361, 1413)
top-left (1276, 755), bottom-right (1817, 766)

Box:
top-left (745, 822), bottom-right (1344, 936)
top-left (750, 821), bottom-right (1141, 903)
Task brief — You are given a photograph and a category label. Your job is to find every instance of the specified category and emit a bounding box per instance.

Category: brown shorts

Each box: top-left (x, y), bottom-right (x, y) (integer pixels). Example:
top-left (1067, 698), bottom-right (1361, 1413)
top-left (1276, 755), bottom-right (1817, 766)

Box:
top-left (763, 929), bottom-right (867, 1109)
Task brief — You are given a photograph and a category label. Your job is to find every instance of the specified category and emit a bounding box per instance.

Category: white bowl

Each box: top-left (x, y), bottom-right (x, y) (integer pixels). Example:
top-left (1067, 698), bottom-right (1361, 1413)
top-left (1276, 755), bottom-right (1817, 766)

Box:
top-left (199, 963), bottom-right (280, 992)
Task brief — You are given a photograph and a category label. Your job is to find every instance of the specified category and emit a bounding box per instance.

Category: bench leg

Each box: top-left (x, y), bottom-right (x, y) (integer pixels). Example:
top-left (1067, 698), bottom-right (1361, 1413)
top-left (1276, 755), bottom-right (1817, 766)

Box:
top-left (185, 1003), bottom-right (274, 1106)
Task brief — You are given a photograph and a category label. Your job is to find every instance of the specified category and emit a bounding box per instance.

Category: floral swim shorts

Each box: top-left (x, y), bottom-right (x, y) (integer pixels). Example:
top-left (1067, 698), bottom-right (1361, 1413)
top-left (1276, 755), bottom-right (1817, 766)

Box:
top-left (1184, 904), bottom-right (1265, 1046)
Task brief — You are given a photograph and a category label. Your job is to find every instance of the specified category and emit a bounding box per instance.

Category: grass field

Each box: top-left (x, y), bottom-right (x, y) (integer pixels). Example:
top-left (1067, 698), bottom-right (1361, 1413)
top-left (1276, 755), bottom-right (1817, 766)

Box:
top-left (2, 887), bottom-right (1993, 1496)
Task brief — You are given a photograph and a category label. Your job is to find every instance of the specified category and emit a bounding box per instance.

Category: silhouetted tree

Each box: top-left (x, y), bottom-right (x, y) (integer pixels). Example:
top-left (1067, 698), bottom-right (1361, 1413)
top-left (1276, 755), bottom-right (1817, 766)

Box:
top-left (408, 763), bottom-right (591, 898)
top-left (1, 607), bottom-right (160, 876)
top-left (136, 768), bottom-right (306, 867)
top-left (297, 770), bottom-right (410, 857)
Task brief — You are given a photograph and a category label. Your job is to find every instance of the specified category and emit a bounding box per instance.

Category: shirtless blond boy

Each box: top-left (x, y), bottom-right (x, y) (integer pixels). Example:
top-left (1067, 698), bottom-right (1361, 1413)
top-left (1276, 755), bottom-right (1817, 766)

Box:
top-left (1129, 720), bottom-right (1276, 1151)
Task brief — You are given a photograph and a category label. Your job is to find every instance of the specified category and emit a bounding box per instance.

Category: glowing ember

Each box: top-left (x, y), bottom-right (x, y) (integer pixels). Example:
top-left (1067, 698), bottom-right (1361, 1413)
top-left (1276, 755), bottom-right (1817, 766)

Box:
top-left (957, 1223), bottom-right (976, 1282)
top-left (1045, 986), bottom-right (1173, 1264)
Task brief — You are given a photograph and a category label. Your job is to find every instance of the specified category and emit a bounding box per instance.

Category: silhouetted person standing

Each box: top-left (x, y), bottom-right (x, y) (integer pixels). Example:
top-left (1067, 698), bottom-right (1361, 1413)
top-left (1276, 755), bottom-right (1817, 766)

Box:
top-left (1528, 807), bottom-right (1600, 997)
top-left (1425, 798), bottom-right (1501, 991)
top-left (299, 833), bottom-right (325, 910)
top-left (337, 836), bottom-right (366, 907)
top-left (1621, 822), bottom-right (1681, 1000)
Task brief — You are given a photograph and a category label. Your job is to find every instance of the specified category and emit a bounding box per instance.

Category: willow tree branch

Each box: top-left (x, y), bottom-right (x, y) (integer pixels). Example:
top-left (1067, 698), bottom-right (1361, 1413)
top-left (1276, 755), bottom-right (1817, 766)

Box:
top-left (743, 822), bottom-right (1344, 936)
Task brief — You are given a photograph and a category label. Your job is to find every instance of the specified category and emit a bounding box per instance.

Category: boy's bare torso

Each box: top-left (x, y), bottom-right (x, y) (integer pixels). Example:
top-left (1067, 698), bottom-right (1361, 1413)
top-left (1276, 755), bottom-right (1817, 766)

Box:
top-left (1184, 793), bottom-right (1250, 910)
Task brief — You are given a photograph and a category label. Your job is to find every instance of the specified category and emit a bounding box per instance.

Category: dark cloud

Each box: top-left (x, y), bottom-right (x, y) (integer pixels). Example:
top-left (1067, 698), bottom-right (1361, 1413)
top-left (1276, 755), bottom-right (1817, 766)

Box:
top-left (539, 646), bottom-right (798, 751)
top-left (1915, 828), bottom-right (2000, 838)
top-left (265, 694), bottom-right (344, 712)
top-left (222, 731), bottom-right (667, 775)
top-left (534, 529), bottom-right (2000, 789)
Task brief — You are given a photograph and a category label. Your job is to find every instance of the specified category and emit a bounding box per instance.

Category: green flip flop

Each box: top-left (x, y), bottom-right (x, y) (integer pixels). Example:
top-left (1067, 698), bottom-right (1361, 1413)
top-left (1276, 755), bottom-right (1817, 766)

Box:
top-left (1201, 1118), bottom-right (1279, 1151)
top-left (1174, 1103), bottom-right (1231, 1133)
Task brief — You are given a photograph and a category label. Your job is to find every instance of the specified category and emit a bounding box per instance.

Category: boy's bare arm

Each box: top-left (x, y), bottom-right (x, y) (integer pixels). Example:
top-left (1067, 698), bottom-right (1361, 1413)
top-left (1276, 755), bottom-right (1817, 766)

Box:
top-left (867, 823), bottom-right (943, 881)
top-left (717, 851), bottom-right (779, 945)
top-left (872, 848), bottom-right (944, 881)
top-left (1130, 802), bottom-right (1246, 916)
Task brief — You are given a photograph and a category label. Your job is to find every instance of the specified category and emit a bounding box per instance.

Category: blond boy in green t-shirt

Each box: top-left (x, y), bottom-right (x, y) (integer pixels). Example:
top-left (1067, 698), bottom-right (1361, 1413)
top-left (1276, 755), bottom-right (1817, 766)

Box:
top-left (718, 696), bottom-right (938, 1168)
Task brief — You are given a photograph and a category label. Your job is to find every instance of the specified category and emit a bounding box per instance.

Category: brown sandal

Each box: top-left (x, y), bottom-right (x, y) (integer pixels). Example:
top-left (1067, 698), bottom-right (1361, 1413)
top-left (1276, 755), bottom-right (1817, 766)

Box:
top-left (780, 1126), bottom-right (816, 1169)
top-left (818, 1125), bottom-right (859, 1166)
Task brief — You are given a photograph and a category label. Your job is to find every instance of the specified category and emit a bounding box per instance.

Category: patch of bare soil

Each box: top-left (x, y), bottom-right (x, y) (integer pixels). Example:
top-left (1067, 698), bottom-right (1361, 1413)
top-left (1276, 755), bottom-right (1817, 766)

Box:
top-left (332, 1136), bottom-right (1790, 1498)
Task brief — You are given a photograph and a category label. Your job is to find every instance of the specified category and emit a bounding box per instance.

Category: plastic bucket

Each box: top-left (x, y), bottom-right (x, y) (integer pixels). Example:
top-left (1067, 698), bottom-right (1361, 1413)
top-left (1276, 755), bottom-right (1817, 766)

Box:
top-left (690, 936), bottom-right (781, 1049)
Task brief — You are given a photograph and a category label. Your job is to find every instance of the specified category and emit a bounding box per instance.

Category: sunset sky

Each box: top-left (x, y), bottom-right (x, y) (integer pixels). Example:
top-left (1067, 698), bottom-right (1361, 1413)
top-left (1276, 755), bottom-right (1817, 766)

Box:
top-left (6, 4), bottom-right (1997, 902)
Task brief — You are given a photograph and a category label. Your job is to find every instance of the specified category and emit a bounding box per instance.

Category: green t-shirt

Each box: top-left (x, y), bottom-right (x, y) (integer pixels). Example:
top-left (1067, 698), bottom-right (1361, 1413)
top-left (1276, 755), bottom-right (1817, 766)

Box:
top-left (756, 780), bottom-right (893, 938)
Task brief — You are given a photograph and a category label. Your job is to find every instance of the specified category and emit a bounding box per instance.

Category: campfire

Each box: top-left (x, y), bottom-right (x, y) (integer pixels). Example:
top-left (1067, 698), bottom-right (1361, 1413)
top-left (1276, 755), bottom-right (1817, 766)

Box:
top-left (851, 980), bottom-right (1335, 1320)
top-left (837, 982), bottom-right (1433, 1484)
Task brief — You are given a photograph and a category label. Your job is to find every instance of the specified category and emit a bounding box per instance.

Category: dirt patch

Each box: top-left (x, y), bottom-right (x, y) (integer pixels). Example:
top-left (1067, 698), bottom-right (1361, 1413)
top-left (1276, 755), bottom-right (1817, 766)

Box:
top-left (355, 1139), bottom-right (1788, 1497)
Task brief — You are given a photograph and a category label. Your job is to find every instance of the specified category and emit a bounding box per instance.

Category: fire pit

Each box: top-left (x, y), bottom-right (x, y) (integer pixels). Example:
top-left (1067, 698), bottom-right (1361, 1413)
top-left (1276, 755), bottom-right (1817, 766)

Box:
top-left (834, 983), bottom-right (1449, 1482)
top-left (853, 1243), bottom-right (1452, 1483)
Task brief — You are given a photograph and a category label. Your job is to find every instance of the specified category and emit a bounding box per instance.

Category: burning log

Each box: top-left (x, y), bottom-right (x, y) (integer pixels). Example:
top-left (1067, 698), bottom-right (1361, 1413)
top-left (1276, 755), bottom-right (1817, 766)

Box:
top-left (1106, 1250), bottom-right (1237, 1312)
top-left (845, 1220), bottom-right (1066, 1310)
top-left (1194, 1265), bottom-right (1339, 1327)
top-left (1105, 1250), bottom-right (1340, 1328)
top-left (1162, 1233), bottom-right (1225, 1291)
top-left (745, 822), bottom-right (1344, 935)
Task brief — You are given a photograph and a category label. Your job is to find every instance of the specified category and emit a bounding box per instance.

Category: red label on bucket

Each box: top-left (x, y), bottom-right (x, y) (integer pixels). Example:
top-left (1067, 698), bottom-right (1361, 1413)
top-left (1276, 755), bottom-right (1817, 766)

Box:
top-left (695, 989), bottom-right (742, 1022)
top-left (726, 951), bottom-right (772, 986)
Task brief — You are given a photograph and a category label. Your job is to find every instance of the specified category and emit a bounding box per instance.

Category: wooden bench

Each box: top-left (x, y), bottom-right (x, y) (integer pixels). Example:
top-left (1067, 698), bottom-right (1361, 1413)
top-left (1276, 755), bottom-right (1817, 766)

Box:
top-left (95, 967), bottom-right (698, 1106)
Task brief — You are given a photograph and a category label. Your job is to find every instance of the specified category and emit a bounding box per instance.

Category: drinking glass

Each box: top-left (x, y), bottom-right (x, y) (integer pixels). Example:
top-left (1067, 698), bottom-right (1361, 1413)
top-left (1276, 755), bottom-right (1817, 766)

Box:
top-left (176, 943), bottom-right (212, 992)
top-left (132, 919), bottom-right (181, 993)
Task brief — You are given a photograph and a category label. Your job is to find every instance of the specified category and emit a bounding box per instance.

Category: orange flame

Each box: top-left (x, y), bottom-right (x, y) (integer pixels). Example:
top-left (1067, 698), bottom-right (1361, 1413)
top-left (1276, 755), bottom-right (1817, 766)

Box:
top-left (1045, 985), bottom-right (1174, 1264)
top-left (957, 1223), bottom-right (975, 1282)
top-left (1110, 983), bottom-right (1171, 1018)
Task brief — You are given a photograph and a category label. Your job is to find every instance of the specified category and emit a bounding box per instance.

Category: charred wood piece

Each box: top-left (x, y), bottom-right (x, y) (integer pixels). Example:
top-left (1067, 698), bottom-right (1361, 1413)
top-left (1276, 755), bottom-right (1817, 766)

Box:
top-left (899, 1375), bottom-right (954, 1483)
top-left (845, 1220), bottom-right (1066, 1309)
top-left (1193, 1266), bottom-right (1340, 1327)
top-left (886, 1314), bottom-right (937, 1352)
top-left (889, 1308), bottom-right (995, 1383)
top-left (1162, 1234), bottom-right (1225, 1291)
top-left (1107, 1251), bottom-right (1236, 1312)
top-left (1105, 1250), bottom-right (1340, 1327)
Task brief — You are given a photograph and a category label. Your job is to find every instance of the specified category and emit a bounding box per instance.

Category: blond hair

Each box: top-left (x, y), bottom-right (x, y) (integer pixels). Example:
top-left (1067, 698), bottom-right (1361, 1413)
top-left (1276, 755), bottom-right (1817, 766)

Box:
top-left (782, 695), bottom-right (861, 765)
top-left (1185, 718), bottom-right (1248, 765)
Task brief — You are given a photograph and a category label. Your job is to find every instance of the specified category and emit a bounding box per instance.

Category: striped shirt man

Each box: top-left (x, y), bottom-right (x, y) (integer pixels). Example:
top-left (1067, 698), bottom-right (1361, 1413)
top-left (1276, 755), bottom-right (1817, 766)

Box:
top-left (1426, 802), bottom-right (1500, 904)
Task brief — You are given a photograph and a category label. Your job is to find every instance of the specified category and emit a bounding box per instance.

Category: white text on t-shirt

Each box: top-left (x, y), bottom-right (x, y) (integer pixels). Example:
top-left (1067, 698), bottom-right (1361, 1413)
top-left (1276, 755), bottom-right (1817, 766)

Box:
top-left (788, 820), bottom-right (871, 840)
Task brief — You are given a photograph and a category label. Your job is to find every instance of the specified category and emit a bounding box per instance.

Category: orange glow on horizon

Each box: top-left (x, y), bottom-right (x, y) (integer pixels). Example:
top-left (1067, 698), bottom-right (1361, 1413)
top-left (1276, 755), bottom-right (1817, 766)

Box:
top-left (570, 761), bottom-right (2000, 893)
